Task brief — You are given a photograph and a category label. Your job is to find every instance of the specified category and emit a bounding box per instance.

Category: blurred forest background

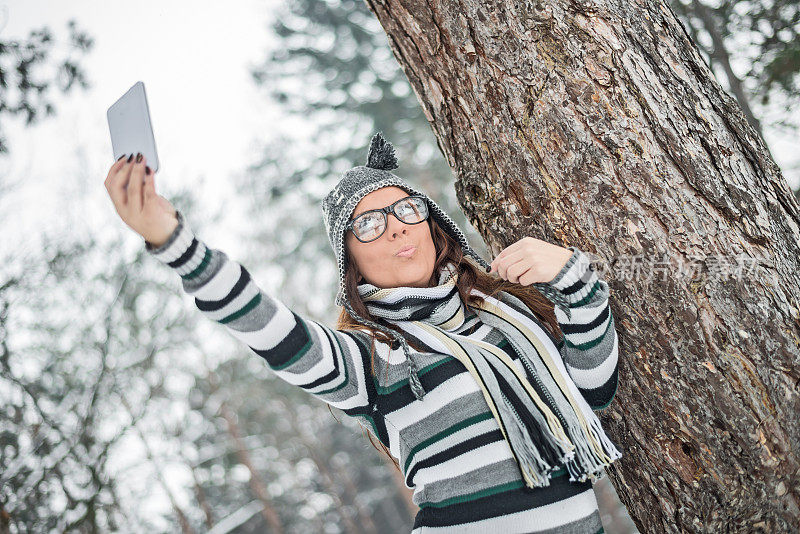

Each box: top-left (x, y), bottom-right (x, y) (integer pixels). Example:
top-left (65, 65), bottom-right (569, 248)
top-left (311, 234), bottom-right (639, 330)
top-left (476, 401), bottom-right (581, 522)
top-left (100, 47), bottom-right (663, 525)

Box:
top-left (1, 0), bottom-right (798, 532)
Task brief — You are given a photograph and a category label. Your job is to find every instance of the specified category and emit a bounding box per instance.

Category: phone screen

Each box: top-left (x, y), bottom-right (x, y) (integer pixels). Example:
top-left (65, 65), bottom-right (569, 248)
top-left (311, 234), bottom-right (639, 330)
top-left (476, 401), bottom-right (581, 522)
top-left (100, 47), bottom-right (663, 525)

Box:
top-left (107, 81), bottom-right (160, 173)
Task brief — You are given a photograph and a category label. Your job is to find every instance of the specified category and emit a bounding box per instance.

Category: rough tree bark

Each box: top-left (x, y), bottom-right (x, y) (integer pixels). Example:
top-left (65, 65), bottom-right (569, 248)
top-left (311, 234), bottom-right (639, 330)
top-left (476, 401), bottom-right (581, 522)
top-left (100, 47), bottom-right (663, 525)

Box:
top-left (362, 0), bottom-right (800, 531)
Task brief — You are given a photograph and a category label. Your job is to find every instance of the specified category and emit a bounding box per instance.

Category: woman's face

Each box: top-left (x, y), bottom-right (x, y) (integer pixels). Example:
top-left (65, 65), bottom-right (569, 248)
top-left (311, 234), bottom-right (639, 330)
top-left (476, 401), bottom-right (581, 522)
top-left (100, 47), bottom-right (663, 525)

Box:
top-left (345, 186), bottom-right (437, 288)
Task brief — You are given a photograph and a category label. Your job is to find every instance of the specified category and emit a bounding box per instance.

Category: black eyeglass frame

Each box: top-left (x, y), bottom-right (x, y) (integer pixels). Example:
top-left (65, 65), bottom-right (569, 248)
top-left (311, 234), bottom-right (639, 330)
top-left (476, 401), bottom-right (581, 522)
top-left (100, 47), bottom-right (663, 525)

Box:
top-left (345, 195), bottom-right (430, 243)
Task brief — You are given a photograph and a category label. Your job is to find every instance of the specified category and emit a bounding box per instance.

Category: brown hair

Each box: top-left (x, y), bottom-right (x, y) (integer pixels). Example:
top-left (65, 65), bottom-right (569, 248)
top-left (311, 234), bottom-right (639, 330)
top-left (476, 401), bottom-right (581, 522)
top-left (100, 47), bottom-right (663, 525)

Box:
top-left (334, 217), bottom-right (565, 471)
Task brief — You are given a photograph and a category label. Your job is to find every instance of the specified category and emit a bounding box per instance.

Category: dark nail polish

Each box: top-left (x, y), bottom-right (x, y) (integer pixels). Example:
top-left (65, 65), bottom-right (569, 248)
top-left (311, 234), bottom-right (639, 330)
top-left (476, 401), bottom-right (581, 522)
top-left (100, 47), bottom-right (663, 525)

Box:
top-left (486, 266), bottom-right (492, 273)
top-left (135, 153), bottom-right (142, 163)
top-left (117, 154), bottom-right (125, 161)
top-left (127, 154), bottom-right (134, 162)
top-left (145, 166), bottom-right (151, 175)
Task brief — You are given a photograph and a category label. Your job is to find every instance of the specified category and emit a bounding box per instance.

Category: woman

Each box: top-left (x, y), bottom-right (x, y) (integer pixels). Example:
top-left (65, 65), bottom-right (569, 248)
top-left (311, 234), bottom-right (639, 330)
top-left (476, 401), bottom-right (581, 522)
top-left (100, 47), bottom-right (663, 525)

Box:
top-left (104, 133), bottom-right (621, 533)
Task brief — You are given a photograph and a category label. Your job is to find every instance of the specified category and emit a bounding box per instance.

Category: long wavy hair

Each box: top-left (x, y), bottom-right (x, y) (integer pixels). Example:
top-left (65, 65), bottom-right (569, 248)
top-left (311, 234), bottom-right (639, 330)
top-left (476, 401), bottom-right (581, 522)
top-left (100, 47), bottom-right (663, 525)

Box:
top-left (332, 216), bottom-right (565, 471)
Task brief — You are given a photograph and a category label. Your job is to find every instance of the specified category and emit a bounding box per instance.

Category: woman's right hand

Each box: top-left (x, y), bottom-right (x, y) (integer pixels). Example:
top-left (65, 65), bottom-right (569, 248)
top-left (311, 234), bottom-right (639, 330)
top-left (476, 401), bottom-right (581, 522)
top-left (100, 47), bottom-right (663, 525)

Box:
top-left (104, 153), bottom-right (178, 247)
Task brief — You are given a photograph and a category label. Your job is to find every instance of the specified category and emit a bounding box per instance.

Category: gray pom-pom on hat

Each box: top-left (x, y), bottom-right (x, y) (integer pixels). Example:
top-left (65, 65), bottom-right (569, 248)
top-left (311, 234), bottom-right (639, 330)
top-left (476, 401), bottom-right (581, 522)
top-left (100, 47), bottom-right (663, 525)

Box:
top-left (366, 132), bottom-right (398, 170)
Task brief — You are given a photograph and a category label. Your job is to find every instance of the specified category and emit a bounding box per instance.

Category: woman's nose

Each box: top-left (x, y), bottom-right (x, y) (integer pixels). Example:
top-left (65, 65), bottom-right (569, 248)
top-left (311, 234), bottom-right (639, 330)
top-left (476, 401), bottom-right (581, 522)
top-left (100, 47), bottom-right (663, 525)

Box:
top-left (386, 212), bottom-right (409, 237)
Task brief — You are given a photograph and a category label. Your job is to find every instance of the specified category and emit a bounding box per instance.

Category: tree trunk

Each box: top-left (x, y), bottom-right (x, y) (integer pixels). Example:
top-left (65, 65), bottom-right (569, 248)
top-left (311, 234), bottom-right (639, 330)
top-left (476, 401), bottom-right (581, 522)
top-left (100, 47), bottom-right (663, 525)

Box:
top-left (363, 0), bottom-right (800, 531)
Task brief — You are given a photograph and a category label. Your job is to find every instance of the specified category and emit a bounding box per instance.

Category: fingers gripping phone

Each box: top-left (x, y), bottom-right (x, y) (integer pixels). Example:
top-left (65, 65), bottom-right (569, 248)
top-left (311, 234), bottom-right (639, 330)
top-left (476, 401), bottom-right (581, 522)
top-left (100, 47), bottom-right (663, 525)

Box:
top-left (107, 81), bottom-right (160, 172)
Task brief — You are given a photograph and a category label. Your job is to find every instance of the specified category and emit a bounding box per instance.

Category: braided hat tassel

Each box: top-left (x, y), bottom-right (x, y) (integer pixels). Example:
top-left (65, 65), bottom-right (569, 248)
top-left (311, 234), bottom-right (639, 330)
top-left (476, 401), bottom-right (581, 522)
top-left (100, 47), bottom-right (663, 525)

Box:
top-left (343, 300), bottom-right (427, 401)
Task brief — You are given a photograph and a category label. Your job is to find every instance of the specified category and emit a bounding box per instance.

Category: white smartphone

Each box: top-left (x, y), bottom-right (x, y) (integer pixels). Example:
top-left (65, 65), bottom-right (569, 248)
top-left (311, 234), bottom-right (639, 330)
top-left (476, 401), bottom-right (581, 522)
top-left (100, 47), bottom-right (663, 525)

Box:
top-left (107, 81), bottom-right (160, 172)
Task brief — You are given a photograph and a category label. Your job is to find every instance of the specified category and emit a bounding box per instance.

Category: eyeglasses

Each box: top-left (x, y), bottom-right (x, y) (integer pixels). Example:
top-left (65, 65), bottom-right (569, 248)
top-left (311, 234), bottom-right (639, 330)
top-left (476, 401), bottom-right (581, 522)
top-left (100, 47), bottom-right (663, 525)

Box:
top-left (345, 195), bottom-right (430, 243)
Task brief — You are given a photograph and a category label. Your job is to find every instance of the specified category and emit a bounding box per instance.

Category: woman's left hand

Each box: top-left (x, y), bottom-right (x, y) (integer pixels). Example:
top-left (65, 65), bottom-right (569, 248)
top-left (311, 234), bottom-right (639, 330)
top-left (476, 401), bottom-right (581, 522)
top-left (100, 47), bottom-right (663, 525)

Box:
top-left (489, 237), bottom-right (573, 286)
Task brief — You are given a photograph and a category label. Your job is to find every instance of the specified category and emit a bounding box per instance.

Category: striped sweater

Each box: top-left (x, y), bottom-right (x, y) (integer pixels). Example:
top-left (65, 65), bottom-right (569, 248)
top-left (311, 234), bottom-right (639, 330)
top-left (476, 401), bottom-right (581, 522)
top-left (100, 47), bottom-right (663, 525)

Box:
top-left (145, 211), bottom-right (620, 533)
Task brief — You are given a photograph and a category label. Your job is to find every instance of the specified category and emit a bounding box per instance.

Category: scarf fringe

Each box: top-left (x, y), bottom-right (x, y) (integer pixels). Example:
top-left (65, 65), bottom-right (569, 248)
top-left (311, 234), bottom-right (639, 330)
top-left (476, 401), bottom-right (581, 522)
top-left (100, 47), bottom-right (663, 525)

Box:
top-left (499, 391), bottom-right (558, 487)
top-left (479, 347), bottom-right (577, 488)
top-left (513, 395), bottom-right (623, 487)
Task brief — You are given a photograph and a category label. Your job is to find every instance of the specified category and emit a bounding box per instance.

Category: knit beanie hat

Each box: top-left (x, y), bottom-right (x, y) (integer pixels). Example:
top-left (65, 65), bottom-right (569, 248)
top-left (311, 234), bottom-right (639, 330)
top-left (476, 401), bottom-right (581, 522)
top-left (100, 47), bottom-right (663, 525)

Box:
top-left (321, 132), bottom-right (570, 400)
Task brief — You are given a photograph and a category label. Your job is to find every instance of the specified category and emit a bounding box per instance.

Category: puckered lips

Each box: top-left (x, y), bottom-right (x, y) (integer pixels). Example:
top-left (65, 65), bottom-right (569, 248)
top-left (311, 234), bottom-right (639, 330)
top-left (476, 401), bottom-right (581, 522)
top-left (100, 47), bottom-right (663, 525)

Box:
top-left (395, 244), bottom-right (416, 258)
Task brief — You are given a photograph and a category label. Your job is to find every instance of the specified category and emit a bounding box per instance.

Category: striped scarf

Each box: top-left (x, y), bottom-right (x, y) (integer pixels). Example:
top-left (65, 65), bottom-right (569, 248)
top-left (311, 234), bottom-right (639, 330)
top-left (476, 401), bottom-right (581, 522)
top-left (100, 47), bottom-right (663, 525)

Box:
top-left (357, 262), bottom-right (622, 488)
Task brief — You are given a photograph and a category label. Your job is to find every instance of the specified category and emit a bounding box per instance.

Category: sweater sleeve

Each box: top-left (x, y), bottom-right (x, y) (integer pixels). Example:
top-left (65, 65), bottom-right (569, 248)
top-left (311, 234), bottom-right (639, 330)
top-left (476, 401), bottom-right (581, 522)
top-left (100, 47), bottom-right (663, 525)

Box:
top-left (144, 210), bottom-right (377, 415)
top-left (545, 246), bottom-right (619, 411)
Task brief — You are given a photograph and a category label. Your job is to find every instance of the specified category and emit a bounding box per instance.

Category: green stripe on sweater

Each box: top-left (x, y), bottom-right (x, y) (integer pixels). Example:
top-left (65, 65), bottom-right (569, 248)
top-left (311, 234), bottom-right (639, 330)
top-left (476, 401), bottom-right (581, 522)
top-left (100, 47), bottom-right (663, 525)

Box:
top-left (403, 412), bottom-right (495, 473)
top-left (376, 338), bottom-right (512, 394)
top-left (375, 356), bottom-right (454, 395)
top-left (220, 292), bottom-right (261, 324)
top-left (568, 279), bottom-right (601, 308)
top-left (418, 467), bottom-right (569, 509)
top-left (564, 315), bottom-right (613, 350)
top-left (181, 247), bottom-right (211, 280)
top-left (591, 375), bottom-right (619, 411)
top-left (419, 480), bottom-right (525, 508)
top-left (271, 319), bottom-right (313, 371)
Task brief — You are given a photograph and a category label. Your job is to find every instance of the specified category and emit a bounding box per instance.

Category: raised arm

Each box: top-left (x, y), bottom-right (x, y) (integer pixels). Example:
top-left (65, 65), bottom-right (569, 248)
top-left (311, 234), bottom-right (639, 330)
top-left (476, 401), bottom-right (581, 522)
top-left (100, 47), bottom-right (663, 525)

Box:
top-left (545, 246), bottom-right (619, 411)
top-left (144, 210), bottom-right (379, 415)
top-left (104, 155), bottom-right (381, 421)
